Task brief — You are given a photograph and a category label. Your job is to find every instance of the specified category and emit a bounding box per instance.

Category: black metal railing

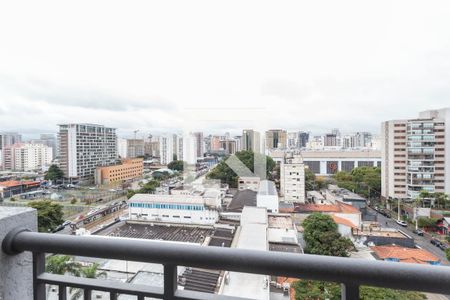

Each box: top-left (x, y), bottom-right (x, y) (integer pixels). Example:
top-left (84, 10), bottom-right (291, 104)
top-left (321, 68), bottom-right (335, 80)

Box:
top-left (3, 228), bottom-right (450, 300)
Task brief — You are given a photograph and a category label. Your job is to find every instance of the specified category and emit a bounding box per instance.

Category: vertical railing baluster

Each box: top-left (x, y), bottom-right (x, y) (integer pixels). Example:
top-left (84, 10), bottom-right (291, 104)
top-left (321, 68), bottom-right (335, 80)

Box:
top-left (33, 252), bottom-right (46, 300)
top-left (110, 292), bottom-right (118, 300)
top-left (341, 283), bottom-right (359, 300)
top-left (84, 289), bottom-right (92, 300)
top-left (58, 285), bottom-right (67, 300)
top-left (164, 264), bottom-right (177, 300)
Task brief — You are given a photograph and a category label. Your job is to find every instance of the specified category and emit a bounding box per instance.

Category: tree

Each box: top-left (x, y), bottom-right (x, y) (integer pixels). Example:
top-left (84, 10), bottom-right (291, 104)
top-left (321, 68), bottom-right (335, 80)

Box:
top-left (434, 192), bottom-right (449, 209)
top-left (167, 160), bottom-right (184, 172)
top-left (45, 164), bottom-right (64, 181)
top-left (70, 263), bottom-right (107, 300)
top-left (292, 281), bottom-right (425, 300)
top-left (302, 213), bottom-right (353, 257)
top-left (333, 167), bottom-right (381, 198)
top-left (446, 248), bottom-right (450, 261)
top-left (46, 255), bottom-right (81, 276)
top-left (417, 217), bottom-right (439, 229)
top-left (207, 151), bottom-right (276, 187)
top-left (139, 180), bottom-right (160, 193)
top-left (28, 200), bottom-right (64, 232)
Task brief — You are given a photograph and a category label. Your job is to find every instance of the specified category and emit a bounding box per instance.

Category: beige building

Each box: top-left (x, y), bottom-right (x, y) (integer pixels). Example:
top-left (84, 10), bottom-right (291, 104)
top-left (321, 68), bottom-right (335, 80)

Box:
top-left (238, 176), bottom-right (260, 192)
top-left (95, 158), bottom-right (143, 185)
top-left (265, 129), bottom-right (287, 150)
top-left (280, 153), bottom-right (305, 203)
top-left (1, 143), bottom-right (52, 171)
top-left (381, 108), bottom-right (450, 201)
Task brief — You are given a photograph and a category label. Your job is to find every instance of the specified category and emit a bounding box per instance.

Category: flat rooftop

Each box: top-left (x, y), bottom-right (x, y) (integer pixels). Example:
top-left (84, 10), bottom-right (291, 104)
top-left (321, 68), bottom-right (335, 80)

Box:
top-left (268, 215), bottom-right (294, 230)
top-left (99, 222), bottom-right (214, 244)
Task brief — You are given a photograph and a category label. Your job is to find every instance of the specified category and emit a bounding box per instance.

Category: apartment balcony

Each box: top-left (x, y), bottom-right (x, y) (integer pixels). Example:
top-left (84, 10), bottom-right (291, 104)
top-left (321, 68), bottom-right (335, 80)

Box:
top-left (2, 208), bottom-right (450, 300)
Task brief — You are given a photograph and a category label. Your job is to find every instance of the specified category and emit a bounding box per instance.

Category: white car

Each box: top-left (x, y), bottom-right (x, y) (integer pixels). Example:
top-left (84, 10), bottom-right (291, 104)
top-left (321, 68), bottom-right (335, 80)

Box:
top-left (396, 220), bottom-right (407, 227)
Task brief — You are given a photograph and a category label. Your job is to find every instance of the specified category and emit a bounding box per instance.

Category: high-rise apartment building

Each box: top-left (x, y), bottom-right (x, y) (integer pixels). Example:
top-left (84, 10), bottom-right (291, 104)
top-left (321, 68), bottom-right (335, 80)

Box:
top-left (280, 153), bottom-right (305, 203)
top-left (265, 129), bottom-right (287, 149)
top-left (1, 143), bottom-right (53, 171)
top-left (241, 129), bottom-right (261, 153)
top-left (58, 124), bottom-right (117, 180)
top-left (118, 138), bottom-right (145, 158)
top-left (159, 135), bottom-right (175, 165)
top-left (381, 108), bottom-right (450, 201)
top-left (31, 134), bottom-right (57, 158)
top-left (324, 133), bottom-right (338, 147)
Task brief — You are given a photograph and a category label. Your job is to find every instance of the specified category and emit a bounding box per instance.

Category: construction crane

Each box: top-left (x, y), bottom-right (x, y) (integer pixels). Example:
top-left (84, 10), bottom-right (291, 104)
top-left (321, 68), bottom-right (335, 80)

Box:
top-left (133, 130), bottom-right (139, 140)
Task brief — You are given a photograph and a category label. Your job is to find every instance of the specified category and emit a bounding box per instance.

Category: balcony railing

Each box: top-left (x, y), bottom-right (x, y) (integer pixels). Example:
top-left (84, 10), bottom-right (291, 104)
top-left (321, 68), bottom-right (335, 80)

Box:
top-left (3, 228), bottom-right (450, 300)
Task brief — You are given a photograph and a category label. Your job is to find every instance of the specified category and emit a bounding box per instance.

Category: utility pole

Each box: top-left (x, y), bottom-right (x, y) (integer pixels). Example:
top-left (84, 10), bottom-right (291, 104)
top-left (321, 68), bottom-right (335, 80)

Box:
top-left (397, 198), bottom-right (401, 221)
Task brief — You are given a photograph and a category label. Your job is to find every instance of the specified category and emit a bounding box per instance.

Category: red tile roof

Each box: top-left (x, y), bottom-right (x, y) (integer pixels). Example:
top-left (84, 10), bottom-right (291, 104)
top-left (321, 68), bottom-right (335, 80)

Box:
top-left (294, 201), bottom-right (360, 214)
top-left (0, 180), bottom-right (40, 188)
top-left (371, 245), bottom-right (439, 265)
top-left (332, 215), bottom-right (357, 228)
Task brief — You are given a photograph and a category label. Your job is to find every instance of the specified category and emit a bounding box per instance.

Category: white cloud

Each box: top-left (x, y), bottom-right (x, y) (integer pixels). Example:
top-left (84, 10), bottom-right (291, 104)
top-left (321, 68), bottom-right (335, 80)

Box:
top-left (1, 0), bottom-right (450, 137)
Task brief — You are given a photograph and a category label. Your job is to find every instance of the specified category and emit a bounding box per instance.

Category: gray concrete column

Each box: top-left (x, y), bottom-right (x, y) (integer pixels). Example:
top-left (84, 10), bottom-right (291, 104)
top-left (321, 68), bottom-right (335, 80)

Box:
top-left (0, 207), bottom-right (37, 300)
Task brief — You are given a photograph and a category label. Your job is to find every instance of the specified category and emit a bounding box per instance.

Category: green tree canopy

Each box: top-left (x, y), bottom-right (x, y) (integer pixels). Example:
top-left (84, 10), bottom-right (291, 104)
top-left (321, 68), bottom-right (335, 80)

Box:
top-left (292, 281), bottom-right (425, 300)
top-left (46, 255), bottom-right (81, 276)
top-left (167, 160), bottom-right (184, 172)
top-left (207, 151), bottom-right (275, 187)
top-left (302, 213), bottom-right (353, 257)
top-left (28, 200), bottom-right (64, 232)
top-left (45, 164), bottom-right (64, 181)
top-left (333, 167), bottom-right (381, 198)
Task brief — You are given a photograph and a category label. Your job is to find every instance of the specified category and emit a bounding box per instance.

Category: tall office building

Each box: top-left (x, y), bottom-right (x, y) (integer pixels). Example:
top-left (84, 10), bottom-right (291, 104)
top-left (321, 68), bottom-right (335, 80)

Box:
top-left (1, 143), bottom-right (52, 171)
top-left (265, 129), bottom-right (287, 149)
top-left (241, 129), bottom-right (261, 153)
top-left (193, 132), bottom-right (204, 157)
top-left (381, 108), bottom-right (450, 201)
top-left (58, 124), bottom-right (117, 181)
top-left (298, 132), bottom-right (310, 148)
top-left (0, 132), bottom-right (21, 150)
top-left (280, 153), bottom-right (305, 203)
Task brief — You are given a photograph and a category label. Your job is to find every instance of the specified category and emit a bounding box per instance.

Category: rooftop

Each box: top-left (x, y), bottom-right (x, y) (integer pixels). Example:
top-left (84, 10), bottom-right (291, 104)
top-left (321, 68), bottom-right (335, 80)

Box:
top-left (332, 215), bottom-right (357, 228)
top-left (371, 245), bottom-right (440, 265)
top-left (268, 215), bottom-right (294, 230)
top-left (0, 180), bottom-right (40, 188)
top-left (294, 201), bottom-right (360, 214)
top-left (227, 189), bottom-right (257, 212)
top-left (258, 180), bottom-right (277, 196)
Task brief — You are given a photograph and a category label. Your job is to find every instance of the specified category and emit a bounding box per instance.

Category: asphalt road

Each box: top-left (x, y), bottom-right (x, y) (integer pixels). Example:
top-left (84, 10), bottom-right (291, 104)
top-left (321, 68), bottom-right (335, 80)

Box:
top-left (371, 208), bottom-right (449, 265)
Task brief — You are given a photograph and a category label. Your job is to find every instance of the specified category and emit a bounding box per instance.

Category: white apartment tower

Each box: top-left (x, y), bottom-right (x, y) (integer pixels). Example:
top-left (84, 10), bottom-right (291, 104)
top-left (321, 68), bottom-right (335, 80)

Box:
top-left (280, 153), bottom-right (306, 203)
top-left (381, 108), bottom-right (450, 200)
top-left (159, 134), bottom-right (175, 165)
top-left (1, 143), bottom-right (52, 171)
top-left (58, 124), bottom-right (117, 180)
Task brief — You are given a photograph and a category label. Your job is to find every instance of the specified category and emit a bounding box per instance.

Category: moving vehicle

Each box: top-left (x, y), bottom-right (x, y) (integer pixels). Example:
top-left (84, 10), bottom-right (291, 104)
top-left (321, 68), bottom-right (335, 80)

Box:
top-left (395, 220), bottom-right (407, 227)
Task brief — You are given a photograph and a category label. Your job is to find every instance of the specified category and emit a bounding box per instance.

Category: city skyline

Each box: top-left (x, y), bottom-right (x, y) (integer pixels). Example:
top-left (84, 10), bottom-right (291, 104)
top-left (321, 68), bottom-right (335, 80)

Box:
top-left (2, 2), bottom-right (450, 136)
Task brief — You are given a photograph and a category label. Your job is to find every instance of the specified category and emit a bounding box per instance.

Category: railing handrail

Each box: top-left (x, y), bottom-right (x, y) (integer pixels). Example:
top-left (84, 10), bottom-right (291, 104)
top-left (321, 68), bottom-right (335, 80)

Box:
top-left (3, 228), bottom-right (450, 295)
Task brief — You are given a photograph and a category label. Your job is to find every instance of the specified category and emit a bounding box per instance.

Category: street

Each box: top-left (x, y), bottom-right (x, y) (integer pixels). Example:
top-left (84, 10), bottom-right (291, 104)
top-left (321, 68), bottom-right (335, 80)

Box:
top-left (372, 208), bottom-right (449, 265)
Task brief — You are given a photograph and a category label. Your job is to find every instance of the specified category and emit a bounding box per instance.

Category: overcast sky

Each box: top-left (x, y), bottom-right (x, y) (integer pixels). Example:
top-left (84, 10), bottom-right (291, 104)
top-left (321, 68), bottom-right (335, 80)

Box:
top-left (1, 1), bottom-right (450, 138)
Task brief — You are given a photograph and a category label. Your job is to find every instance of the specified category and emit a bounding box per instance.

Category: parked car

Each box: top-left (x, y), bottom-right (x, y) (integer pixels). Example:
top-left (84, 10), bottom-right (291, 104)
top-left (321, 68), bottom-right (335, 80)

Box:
top-left (396, 220), bottom-right (407, 227)
top-left (413, 229), bottom-right (424, 236)
top-left (430, 238), bottom-right (442, 247)
top-left (438, 243), bottom-right (449, 251)
top-left (52, 224), bottom-right (65, 233)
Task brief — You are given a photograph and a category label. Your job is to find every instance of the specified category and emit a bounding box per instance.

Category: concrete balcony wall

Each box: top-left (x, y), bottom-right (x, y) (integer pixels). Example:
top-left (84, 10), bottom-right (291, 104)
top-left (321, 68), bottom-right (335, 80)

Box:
top-left (0, 207), bottom-right (37, 300)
